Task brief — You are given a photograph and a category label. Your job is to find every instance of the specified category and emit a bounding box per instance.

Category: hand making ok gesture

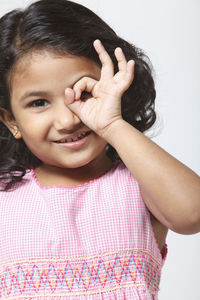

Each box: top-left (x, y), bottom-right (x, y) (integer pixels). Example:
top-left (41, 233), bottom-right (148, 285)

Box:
top-left (64, 39), bottom-right (135, 138)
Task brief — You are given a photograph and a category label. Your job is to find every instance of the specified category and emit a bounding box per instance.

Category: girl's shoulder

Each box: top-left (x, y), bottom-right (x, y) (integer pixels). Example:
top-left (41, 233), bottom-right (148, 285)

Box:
top-left (108, 161), bottom-right (139, 183)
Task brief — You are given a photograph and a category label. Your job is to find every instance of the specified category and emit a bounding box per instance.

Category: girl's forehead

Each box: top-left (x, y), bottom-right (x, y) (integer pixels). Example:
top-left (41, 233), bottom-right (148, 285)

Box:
top-left (14, 49), bottom-right (73, 72)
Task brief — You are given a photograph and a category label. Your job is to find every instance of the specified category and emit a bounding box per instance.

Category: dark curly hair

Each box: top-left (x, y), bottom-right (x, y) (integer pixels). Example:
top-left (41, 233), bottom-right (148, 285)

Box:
top-left (0, 0), bottom-right (156, 191)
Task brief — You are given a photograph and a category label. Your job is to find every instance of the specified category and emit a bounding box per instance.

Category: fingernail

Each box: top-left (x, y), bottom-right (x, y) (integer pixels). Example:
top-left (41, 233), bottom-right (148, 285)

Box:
top-left (65, 88), bottom-right (71, 95)
top-left (94, 39), bottom-right (101, 46)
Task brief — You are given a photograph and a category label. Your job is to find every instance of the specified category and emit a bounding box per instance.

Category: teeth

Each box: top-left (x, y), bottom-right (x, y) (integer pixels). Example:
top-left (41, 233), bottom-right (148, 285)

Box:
top-left (57, 132), bottom-right (88, 143)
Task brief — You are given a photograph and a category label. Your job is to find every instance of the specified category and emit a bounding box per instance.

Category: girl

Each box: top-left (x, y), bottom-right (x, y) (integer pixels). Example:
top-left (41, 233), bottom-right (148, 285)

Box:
top-left (0, 0), bottom-right (199, 299)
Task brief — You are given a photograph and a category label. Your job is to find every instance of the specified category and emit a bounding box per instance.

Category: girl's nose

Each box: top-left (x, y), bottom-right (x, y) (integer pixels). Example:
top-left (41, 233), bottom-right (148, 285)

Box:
top-left (53, 102), bottom-right (81, 131)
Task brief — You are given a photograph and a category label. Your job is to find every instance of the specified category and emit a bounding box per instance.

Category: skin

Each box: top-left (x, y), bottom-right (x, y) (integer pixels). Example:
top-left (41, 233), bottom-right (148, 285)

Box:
top-left (1, 40), bottom-right (200, 252)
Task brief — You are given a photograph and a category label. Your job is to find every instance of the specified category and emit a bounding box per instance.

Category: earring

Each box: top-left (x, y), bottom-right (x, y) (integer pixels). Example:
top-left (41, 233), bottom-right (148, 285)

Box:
top-left (13, 130), bottom-right (18, 137)
top-left (13, 129), bottom-right (20, 138)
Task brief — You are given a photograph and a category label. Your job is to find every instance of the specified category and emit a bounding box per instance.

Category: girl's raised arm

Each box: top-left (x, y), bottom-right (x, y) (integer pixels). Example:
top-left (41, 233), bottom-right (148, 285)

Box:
top-left (103, 118), bottom-right (200, 235)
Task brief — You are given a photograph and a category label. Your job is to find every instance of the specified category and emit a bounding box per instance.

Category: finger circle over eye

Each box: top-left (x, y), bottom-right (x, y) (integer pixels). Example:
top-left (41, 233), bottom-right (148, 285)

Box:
top-left (73, 77), bottom-right (97, 100)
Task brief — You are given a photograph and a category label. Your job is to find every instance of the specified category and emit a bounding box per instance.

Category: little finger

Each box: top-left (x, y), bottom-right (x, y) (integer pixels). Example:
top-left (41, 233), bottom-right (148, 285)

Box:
top-left (126, 59), bottom-right (135, 84)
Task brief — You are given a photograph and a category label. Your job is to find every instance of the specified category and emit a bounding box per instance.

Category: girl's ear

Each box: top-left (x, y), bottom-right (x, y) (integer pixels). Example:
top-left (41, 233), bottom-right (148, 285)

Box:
top-left (0, 107), bottom-right (22, 139)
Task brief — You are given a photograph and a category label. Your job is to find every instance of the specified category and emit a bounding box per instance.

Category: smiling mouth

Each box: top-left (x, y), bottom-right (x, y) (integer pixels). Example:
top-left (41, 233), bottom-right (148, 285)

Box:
top-left (55, 131), bottom-right (92, 143)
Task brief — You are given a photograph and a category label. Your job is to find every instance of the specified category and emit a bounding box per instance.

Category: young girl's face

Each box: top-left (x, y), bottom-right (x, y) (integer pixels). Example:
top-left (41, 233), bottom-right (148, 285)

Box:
top-left (9, 50), bottom-right (108, 170)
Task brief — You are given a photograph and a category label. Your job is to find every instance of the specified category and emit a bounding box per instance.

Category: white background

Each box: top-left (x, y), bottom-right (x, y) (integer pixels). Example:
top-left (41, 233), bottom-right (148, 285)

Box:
top-left (1, 0), bottom-right (200, 299)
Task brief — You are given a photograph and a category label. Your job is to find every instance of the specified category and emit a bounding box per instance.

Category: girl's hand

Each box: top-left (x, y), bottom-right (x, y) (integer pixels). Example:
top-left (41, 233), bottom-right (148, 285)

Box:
top-left (65, 39), bottom-right (135, 138)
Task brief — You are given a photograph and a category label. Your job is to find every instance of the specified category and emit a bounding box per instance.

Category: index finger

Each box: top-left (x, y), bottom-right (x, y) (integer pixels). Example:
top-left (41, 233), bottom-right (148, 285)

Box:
top-left (93, 39), bottom-right (114, 79)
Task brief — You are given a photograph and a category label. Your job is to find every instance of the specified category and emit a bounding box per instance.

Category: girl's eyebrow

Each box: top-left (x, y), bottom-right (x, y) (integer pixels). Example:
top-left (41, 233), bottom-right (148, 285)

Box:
top-left (19, 91), bottom-right (50, 102)
top-left (19, 74), bottom-right (99, 102)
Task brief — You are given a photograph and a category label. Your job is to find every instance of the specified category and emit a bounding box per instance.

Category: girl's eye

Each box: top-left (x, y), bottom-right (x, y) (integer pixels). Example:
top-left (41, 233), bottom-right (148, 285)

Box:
top-left (81, 91), bottom-right (91, 99)
top-left (29, 99), bottom-right (49, 107)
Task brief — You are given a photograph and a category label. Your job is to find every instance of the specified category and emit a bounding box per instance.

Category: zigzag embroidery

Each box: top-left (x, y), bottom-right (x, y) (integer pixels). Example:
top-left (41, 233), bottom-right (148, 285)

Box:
top-left (0, 252), bottom-right (161, 298)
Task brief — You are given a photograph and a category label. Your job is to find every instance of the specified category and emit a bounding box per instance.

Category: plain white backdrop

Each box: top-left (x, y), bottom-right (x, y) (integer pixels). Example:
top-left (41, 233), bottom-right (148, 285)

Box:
top-left (1, 0), bottom-right (199, 299)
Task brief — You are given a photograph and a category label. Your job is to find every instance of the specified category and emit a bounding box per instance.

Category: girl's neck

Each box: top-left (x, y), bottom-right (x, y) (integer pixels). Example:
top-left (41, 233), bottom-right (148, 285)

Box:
top-left (34, 152), bottom-right (113, 187)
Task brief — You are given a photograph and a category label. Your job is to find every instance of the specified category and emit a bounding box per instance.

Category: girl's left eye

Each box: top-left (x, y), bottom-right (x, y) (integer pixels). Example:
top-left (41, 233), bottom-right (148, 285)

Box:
top-left (29, 99), bottom-right (49, 107)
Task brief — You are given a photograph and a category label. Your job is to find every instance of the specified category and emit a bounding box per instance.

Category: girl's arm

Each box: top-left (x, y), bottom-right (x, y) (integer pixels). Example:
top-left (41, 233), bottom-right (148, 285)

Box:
top-left (102, 118), bottom-right (200, 235)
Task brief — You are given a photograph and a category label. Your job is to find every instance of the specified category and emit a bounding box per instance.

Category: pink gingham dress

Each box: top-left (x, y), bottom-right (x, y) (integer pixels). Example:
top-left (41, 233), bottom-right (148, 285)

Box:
top-left (0, 163), bottom-right (167, 299)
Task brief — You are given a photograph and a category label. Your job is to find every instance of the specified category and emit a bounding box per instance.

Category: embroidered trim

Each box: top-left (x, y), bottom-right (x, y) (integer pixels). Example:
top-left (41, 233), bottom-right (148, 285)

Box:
top-left (0, 250), bottom-right (161, 298)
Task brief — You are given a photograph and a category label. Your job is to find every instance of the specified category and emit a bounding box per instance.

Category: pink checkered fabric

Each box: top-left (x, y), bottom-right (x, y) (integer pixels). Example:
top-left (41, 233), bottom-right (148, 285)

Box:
top-left (0, 163), bottom-right (167, 299)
